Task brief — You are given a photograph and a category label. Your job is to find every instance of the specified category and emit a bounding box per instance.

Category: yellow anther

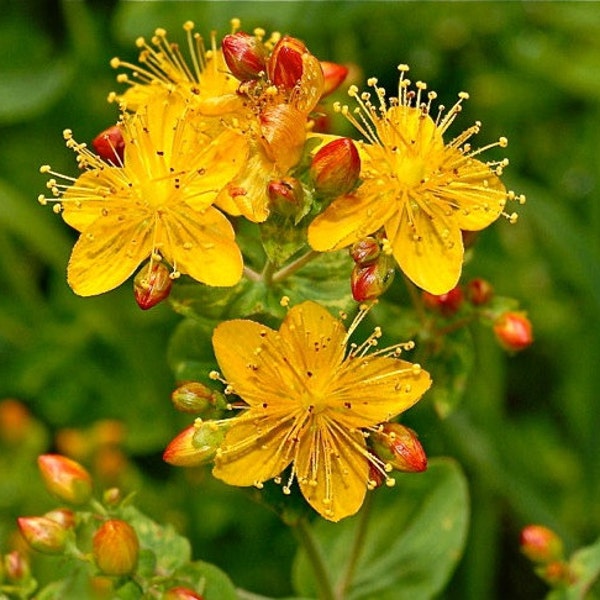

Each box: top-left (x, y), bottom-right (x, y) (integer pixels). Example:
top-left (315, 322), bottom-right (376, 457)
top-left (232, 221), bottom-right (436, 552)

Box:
top-left (183, 20), bottom-right (195, 31)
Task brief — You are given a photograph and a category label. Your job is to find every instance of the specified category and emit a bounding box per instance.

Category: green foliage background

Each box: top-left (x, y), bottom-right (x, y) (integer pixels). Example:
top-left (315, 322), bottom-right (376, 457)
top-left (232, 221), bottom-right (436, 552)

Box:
top-left (1, 0), bottom-right (599, 598)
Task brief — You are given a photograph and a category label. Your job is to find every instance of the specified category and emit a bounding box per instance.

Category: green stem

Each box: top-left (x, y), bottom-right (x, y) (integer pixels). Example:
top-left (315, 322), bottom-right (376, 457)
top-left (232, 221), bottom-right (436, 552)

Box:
top-left (261, 259), bottom-right (278, 285)
top-left (403, 275), bottom-right (428, 326)
top-left (335, 494), bottom-right (372, 599)
top-left (271, 250), bottom-right (320, 284)
top-left (243, 265), bottom-right (262, 282)
top-left (293, 517), bottom-right (336, 600)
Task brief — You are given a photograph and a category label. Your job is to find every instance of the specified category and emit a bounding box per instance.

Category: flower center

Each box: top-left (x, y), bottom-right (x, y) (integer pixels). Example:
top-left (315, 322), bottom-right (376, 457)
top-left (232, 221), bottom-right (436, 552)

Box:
top-left (394, 153), bottom-right (427, 190)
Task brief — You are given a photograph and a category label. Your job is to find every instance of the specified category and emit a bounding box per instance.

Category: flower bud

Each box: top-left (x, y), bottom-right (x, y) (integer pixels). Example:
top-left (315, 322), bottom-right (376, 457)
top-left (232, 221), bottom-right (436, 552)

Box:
top-left (422, 286), bottom-right (464, 316)
top-left (259, 104), bottom-right (307, 173)
top-left (4, 550), bottom-right (30, 583)
top-left (310, 138), bottom-right (361, 197)
top-left (351, 256), bottom-right (395, 302)
top-left (538, 560), bottom-right (575, 587)
top-left (493, 311), bottom-right (533, 352)
top-left (17, 516), bottom-right (68, 555)
top-left (163, 421), bottom-right (228, 467)
top-left (267, 177), bottom-right (305, 218)
top-left (370, 423), bottom-right (427, 473)
top-left (520, 525), bottom-right (564, 564)
top-left (172, 382), bottom-right (219, 414)
top-left (0, 398), bottom-right (33, 446)
top-left (319, 61), bottom-right (349, 97)
top-left (92, 125), bottom-right (125, 165)
top-left (466, 277), bottom-right (494, 306)
top-left (350, 237), bottom-right (380, 266)
top-left (267, 35), bottom-right (307, 90)
top-left (44, 508), bottom-right (76, 529)
top-left (93, 520), bottom-right (139, 576)
top-left (103, 487), bottom-right (123, 507)
top-left (164, 587), bottom-right (205, 600)
top-left (133, 260), bottom-right (172, 310)
top-left (37, 454), bottom-right (93, 505)
top-left (222, 32), bottom-right (268, 81)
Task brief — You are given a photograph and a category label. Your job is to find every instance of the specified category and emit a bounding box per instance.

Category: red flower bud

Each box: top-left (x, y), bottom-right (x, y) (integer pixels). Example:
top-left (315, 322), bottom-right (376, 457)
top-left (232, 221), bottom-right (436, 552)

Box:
top-left (319, 61), bottom-right (349, 97)
top-left (422, 286), bottom-right (464, 316)
top-left (44, 508), bottom-right (76, 529)
top-left (520, 525), bottom-right (564, 564)
top-left (133, 260), bottom-right (172, 310)
top-left (267, 177), bottom-right (305, 218)
top-left (4, 550), bottom-right (30, 583)
top-left (310, 138), bottom-right (361, 197)
top-left (222, 32), bottom-right (268, 81)
top-left (350, 237), bottom-right (381, 266)
top-left (370, 423), bottom-right (427, 473)
top-left (17, 516), bottom-right (68, 555)
top-left (351, 256), bottom-right (395, 302)
top-left (493, 311), bottom-right (533, 352)
top-left (466, 277), bottom-right (494, 306)
top-left (539, 560), bottom-right (575, 587)
top-left (93, 520), bottom-right (139, 576)
top-left (37, 454), bottom-right (93, 505)
top-left (267, 35), bottom-right (307, 90)
top-left (163, 421), bottom-right (228, 467)
top-left (92, 125), bottom-right (125, 165)
top-left (164, 587), bottom-right (205, 600)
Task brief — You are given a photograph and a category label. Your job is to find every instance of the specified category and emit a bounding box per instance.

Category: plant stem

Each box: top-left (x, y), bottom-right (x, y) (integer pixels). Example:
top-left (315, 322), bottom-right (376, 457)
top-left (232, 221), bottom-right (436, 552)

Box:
top-left (293, 517), bottom-right (336, 600)
top-left (243, 265), bottom-right (262, 282)
top-left (403, 274), bottom-right (428, 326)
top-left (261, 259), bottom-right (278, 285)
top-left (271, 250), bottom-right (320, 284)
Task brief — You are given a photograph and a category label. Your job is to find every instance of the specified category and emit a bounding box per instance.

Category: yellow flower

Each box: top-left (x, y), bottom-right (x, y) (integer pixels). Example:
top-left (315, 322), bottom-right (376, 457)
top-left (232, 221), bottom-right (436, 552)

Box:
top-left (308, 65), bottom-right (526, 295)
top-left (39, 94), bottom-right (246, 296)
top-left (210, 300), bottom-right (431, 522)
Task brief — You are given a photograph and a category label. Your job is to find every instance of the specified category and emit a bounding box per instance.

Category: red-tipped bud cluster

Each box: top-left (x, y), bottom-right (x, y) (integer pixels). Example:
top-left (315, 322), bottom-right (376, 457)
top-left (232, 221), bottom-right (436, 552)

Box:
top-left (422, 286), bottom-right (464, 316)
top-left (466, 277), bottom-right (494, 305)
top-left (310, 138), bottom-right (360, 198)
top-left (222, 32), bottom-right (268, 81)
top-left (493, 311), bottom-right (533, 352)
top-left (268, 35), bottom-right (307, 90)
top-left (520, 525), bottom-right (564, 564)
top-left (133, 261), bottom-right (172, 310)
top-left (164, 587), bottom-right (205, 600)
top-left (17, 516), bottom-right (68, 555)
top-left (319, 61), bottom-right (349, 97)
top-left (93, 520), bottom-right (139, 576)
top-left (163, 421), bottom-right (228, 467)
top-left (350, 237), bottom-right (380, 266)
top-left (171, 382), bottom-right (219, 414)
top-left (370, 423), bottom-right (427, 473)
top-left (37, 454), bottom-right (93, 505)
top-left (92, 125), bottom-right (125, 165)
top-left (267, 177), bottom-right (305, 218)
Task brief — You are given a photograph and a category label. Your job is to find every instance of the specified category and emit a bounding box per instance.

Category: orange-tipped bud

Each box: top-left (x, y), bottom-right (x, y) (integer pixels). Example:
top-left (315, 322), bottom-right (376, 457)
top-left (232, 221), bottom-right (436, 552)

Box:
top-left (493, 311), bottom-right (533, 352)
top-left (93, 520), bottom-right (139, 576)
top-left (350, 237), bottom-right (381, 266)
top-left (44, 508), bottom-right (76, 529)
top-left (539, 560), bottom-right (575, 587)
top-left (222, 32), bottom-right (268, 81)
top-left (351, 256), bottom-right (395, 302)
top-left (319, 61), bottom-right (349, 97)
top-left (370, 423), bottom-right (427, 473)
top-left (92, 125), bottom-right (124, 165)
top-left (267, 177), bottom-right (305, 218)
top-left (171, 382), bottom-right (221, 414)
top-left (0, 399), bottom-right (33, 445)
top-left (310, 138), bottom-right (361, 197)
top-left (422, 286), bottom-right (464, 316)
top-left (466, 277), bottom-right (494, 306)
top-left (259, 104), bottom-right (307, 173)
top-left (133, 261), bottom-right (172, 310)
top-left (17, 516), bottom-right (68, 555)
top-left (520, 525), bottom-right (564, 564)
top-left (4, 550), bottom-right (30, 582)
top-left (267, 35), bottom-right (307, 90)
top-left (37, 454), bottom-right (93, 505)
top-left (163, 421), bottom-right (228, 467)
top-left (164, 587), bottom-right (205, 600)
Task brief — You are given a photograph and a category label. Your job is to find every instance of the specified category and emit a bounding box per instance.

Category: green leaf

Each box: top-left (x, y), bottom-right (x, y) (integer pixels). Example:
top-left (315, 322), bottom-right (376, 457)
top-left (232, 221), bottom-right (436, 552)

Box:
top-left (292, 458), bottom-right (469, 600)
top-left (260, 217), bottom-right (309, 267)
top-left (171, 560), bottom-right (238, 600)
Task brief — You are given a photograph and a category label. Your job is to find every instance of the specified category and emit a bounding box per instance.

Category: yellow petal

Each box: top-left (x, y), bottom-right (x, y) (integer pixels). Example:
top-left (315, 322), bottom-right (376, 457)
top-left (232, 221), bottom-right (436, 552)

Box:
top-left (67, 213), bottom-right (153, 296)
top-left (296, 416), bottom-right (368, 522)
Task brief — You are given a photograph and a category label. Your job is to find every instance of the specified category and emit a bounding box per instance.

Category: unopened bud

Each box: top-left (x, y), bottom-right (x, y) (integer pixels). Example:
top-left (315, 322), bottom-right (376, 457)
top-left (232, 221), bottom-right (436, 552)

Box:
top-left (163, 421), bottom-right (228, 467)
top-left (164, 587), bottom-right (205, 600)
top-left (310, 138), bottom-right (361, 197)
top-left (93, 520), bottom-right (139, 576)
top-left (44, 508), bottom-right (76, 529)
top-left (370, 423), bottom-right (427, 473)
top-left (37, 454), bottom-right (93, 505)
top-left (17, 516), bottom-right (68, 555)
top-left (350, 237), bottom-right (380, 266)
top-left (466, 277), bottom-right (494, 306)
top-left (520, 525), bottom-right (564, 564)
top-left (133, 260), bottom-right (172, 310)
top-left (422, 286), bottom-right (464, 316)
top-left (351, 256), bottom-right (395, 302)
top-left (92, 125), bottom-right (125, 165)
top-left (493, 311), bottom-right (533, 352)
top-left (319, 61), bottom-right (349, 97)
top-left (4, 550), bottom-right (30, 583)
top-left (222, 32), bottom-right (268, 81)
top-left (267, 177), bottom-right (305, 218)
top-left (267, 35), bottom-right (308, 90)
top-left (172, 382), bottom-right (220, 414)
top-left (103, 487), bottom-right (122, 507)
top-left (259, 104), bottom-right (307, 173)
top-left (538, 560), bottom-right (575, 587)
top-left (0, 398), bottom-right (33, 445)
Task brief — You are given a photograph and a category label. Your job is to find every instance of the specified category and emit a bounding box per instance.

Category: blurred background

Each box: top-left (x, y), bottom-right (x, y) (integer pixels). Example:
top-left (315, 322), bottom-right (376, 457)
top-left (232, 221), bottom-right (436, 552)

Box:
top-left (1, 1), bottom-right (599, 598)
